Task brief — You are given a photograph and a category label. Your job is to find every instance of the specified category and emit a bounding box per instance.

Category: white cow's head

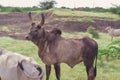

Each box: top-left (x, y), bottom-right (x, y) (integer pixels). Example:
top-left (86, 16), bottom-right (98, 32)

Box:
top-left (17, 59), bottom-right (44, 80)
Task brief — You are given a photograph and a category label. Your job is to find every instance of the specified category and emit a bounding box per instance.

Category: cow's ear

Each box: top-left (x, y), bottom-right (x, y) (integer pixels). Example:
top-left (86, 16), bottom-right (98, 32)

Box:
top-left (17, 61), bottom-right (24, 71)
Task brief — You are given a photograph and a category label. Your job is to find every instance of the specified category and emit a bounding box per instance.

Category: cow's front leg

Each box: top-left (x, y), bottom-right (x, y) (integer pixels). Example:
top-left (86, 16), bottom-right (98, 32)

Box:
top-left (54, 63), bottom-right (61, 80)
top-left (46, 65), bottom-right (51, 80)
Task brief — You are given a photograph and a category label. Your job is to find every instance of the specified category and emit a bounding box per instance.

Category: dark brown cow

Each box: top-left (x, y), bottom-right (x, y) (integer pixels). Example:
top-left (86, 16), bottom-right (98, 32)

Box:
top-left (26, 12), bottom-right (98, 80)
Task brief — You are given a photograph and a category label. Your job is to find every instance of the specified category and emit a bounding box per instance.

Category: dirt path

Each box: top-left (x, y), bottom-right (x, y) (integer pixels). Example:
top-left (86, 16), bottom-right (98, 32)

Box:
top-left (0, 12), bottom-right (120, 40)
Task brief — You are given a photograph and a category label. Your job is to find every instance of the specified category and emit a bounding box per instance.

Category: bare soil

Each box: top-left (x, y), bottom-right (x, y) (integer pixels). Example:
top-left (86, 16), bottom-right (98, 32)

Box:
top-left (0, 12), bottom-right (120, 40)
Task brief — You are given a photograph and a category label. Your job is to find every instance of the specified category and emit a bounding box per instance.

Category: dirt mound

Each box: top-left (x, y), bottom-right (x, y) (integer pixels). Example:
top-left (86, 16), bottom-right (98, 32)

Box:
top-left (59, 20), bottom-right (120, 32)
top-left (0, 12), bottom-right (120, 40)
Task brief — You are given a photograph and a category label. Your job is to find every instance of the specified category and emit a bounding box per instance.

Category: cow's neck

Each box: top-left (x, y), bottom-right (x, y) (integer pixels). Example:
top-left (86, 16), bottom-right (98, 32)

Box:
top-left (36, 31), bottom-right (49, 54)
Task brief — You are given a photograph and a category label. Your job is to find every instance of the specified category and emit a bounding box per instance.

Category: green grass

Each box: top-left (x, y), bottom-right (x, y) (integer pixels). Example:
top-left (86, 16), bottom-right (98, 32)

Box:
top-left (0, 26), bottom-right (11, 32)
top-left (0, 26), bottom-right (18, 32)
top-left (0, 6), bottom-right (45, 12)
top-left (52, 8), bottom-right (120, 20)
top-left (0, 37), bottom-right (40, 62)
top-left (54, 17), bottom-right (94, 22)
top-left (0, 32), bottom-right (120, 80)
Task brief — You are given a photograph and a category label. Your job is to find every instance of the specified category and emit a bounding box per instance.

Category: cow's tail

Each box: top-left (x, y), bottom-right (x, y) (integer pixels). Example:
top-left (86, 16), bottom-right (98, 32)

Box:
top-left (94, 44), bottom-right (98, 77)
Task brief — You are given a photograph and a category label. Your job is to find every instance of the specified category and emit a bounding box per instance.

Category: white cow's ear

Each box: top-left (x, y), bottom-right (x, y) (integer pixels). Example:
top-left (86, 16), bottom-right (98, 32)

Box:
top-left (17, 61), bottom-right (24, 71)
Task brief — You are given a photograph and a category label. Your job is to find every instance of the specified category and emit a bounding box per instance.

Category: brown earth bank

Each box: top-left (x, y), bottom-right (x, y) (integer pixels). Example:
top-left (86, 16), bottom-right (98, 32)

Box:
top-left (0, 12), bottom-right (120, 40)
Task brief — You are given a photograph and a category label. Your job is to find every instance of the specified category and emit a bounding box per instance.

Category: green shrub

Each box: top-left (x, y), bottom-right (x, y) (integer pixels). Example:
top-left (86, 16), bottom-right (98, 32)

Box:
top-left (0, 6), bottom-right (43, 12)
top-left (108, 40), bottom-right (120, 59)
top-left (39, 0), bottom-right (57, 9)
top-left (99, 40), bottom-right (120, 60)
top-left (11, 8), bottom-right (22, 12)
top-left (87, 26), bottom-right (99, 39)
top-left (109, 6), bottom-right (120, 15)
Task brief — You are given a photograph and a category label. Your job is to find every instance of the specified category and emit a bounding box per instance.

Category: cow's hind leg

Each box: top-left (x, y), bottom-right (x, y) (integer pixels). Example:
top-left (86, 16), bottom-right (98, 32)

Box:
top-left (54, 63), bottom-right (60, 80)
top-left (85, 65), bottom-right (96, 80)
top-left (46, 65), bottom-right (51, 80)
top-left (84, 57), bottom-right (96, 80)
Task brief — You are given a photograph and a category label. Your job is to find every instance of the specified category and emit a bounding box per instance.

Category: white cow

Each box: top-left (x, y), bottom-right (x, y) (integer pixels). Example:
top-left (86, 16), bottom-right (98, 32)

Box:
top-left (0, 48), bottom-right (44, 80)
top-left (105, 26), bottom-right (120, 41)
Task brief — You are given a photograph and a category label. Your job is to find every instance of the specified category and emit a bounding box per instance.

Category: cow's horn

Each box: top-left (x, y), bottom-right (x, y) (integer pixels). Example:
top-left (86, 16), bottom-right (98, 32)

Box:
top-left (39, 13), bottom-right (45, 26)
top-left (28, 12), bottom-right (33, 24)
top-left (18, 61), bottom-right (24, 71)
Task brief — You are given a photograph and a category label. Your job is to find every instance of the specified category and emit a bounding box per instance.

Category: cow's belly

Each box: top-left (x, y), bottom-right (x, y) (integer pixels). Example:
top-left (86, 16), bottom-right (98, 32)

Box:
top-left (57, 46), bottom-right (84, 67)
top-left (40, 54), bottom-right (83, 67)
top-left (60, 53), bottom-right (83, 68)
top-left (65, 60), bottom-right (83, 68)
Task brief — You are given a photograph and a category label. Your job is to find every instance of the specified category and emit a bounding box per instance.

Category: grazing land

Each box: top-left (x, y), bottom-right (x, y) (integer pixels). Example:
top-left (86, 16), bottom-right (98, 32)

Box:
top-left (0, 8), bottom-right (120, 80)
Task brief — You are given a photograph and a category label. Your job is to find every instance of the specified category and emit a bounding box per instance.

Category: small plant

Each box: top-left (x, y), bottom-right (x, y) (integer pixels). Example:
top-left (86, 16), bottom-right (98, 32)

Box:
top-left (99, 40), bottom-right (120, 61)
top-left (87, 26), bottom-right (99, 39)
top-left (108, 40), bottom-right (120, 59)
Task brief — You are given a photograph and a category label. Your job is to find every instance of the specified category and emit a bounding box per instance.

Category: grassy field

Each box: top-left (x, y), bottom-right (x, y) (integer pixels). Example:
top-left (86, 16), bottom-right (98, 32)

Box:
top-left (0, 32), bottom-right (120, 80)
top-left (52, 8), bottom-right (120, 20)
top-left (46, 8), bottom-right (120, 22)
top-left (0, 8), bottom-right (120, 80)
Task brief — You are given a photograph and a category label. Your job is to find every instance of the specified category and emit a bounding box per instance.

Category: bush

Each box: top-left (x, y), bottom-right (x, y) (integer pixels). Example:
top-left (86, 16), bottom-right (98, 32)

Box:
top-left (87, 26), bottom-right (99, 39)
top-left (39, 0), bottom-right (57, 9)
top-left (108, 40), bottom-right (120, 59)
top-left (84, 7), bottom-right (109, 12)
top-left (109, 6), bottom-right (120, 15)
top-left (11, 8), bottom-right (22, 12)
top-left (99, 40), bottom-right (120, 60)
top-left (0, 5), bottom-right (43, 12)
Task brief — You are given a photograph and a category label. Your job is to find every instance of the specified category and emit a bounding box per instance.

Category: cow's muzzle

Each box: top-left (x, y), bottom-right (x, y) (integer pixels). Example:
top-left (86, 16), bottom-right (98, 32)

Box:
top-left (25, 35), bottom-right (31, 40)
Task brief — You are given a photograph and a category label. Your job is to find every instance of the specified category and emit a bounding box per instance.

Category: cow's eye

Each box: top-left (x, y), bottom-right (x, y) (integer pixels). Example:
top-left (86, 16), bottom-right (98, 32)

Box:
top-left (35, 30), bottom-right (38, 32)
top-left (37, 25), bottom-right (41, 29)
